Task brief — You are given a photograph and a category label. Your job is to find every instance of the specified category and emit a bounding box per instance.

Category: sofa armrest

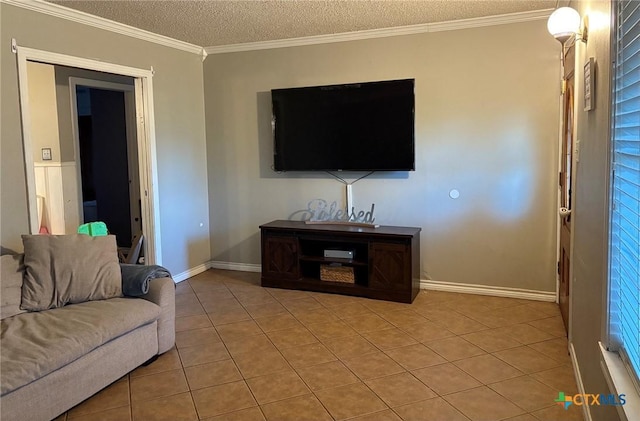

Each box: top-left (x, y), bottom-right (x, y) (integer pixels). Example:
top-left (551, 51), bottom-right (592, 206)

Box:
top-left (140, 277), bottom-right (175, 354)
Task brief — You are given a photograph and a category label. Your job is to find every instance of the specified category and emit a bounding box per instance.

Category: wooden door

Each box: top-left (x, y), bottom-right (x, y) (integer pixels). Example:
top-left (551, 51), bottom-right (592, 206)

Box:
top-left (558, 45), bottom-right (575, 333)
top-left (262, 235), bottom-right (299, 280)
top-left (369, 242), bottom-right (410, 292)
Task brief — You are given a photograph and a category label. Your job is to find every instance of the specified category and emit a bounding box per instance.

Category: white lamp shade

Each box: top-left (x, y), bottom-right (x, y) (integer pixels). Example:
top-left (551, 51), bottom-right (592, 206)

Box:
top-left (547, 7), bottom-right (581, 42)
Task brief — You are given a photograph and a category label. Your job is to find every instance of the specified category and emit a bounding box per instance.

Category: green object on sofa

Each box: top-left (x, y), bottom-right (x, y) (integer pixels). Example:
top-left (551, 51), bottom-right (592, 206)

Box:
top-left (77, 221), bottom-right (108, 236)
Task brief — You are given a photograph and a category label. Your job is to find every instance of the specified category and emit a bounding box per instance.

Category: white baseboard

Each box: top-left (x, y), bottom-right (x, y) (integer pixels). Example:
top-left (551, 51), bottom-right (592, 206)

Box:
top-left (420, 279), bottom-right (556, 302)
top-left (209, 261), bottom-right (261, 273)
top-left (569, 342), bottom-right (592, 421)
top-left (171, 262), bottom-right (211, 283)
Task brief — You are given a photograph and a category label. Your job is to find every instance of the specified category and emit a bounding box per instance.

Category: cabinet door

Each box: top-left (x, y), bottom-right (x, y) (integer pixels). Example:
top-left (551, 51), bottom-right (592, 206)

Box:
top-left (263, 235), bottom-right (299, 279)
top-left (369, 242), bottom-right (410, 291)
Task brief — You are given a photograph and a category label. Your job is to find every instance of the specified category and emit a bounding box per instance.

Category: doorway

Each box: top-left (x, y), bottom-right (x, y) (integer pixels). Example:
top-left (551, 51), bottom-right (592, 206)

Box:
top-left (558, 43), bottom-right (575, 334)
top-left (16, 45), bottom-right (162, 265)
top-left (71, 79), bottom-right (141, 248)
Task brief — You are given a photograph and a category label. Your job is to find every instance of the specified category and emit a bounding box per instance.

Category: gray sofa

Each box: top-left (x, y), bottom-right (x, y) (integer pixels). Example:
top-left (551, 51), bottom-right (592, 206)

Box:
top-left (0, 253), bottom-right (176, 421)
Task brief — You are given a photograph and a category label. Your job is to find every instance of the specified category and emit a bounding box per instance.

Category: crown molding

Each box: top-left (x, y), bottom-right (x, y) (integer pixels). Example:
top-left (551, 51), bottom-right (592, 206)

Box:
top-left (205, 8), bottom-right (553, 55)
top-left (2, 0), bottom-right (205, 56)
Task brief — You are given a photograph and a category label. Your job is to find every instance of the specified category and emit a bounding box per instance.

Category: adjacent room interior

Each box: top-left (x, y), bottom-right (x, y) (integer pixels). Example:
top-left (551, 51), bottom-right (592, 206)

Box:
top-left (1, 1), bottom-right (637, 421)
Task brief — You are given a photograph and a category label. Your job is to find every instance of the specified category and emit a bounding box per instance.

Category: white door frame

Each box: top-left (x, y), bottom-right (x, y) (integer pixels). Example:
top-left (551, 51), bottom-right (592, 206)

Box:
top-left (69, 78), bottom-right (141, 241)
top-left (16, 45), bottom-right (162, 265)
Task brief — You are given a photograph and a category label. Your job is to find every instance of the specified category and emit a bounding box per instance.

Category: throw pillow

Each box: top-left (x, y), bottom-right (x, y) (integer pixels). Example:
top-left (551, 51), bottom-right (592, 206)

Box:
top-left (1, 254), bottom-right (26, 319)
top-left (20, 234), bottom-right (122, 311)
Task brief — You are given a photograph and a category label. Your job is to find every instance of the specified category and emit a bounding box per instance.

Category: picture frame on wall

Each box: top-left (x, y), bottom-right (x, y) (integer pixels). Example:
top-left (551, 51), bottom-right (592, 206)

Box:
top-left (584, 57), bottom-right (595, 111)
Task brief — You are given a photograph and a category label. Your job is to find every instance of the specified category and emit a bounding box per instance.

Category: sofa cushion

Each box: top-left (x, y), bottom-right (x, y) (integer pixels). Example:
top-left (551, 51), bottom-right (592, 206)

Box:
top-left (21, 235), bottom-right (122, 311)
top-left (1, 254), bottom-right (26, 320)
top-left (0, 297), bottom-right (160, 395)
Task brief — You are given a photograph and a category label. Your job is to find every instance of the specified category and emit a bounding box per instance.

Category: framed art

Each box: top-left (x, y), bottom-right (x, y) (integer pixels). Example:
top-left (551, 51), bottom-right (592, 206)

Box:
top-left (584, 57), bottom-right (595, 111)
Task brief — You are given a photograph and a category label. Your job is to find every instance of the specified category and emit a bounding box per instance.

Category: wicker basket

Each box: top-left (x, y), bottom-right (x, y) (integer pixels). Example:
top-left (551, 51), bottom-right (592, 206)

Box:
top-left (320, 264), bottom-right (355, 283)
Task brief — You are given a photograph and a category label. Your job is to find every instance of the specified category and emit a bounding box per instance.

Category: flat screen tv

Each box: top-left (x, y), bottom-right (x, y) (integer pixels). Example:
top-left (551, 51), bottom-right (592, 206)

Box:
top-left (272, 79), bottom-right (415, 172)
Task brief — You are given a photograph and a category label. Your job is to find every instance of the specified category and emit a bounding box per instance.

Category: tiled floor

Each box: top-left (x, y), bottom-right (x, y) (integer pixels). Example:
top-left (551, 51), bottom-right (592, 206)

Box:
top-left (55, 269), bottom-right (584, 421)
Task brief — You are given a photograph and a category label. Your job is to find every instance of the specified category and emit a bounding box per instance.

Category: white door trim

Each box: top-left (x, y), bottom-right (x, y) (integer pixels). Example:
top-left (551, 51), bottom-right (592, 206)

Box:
top-left (16, 45), bottom-right (162, 265)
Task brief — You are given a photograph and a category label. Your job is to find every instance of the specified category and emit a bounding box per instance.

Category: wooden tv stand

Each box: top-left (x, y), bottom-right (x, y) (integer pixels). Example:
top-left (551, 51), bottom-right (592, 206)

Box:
top-left (260, 220), bottom-right (421, 303)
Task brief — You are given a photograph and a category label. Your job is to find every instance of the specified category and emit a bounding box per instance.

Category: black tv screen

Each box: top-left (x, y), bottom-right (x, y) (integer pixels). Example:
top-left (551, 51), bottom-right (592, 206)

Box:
top-left (272, 79), bottom-right (415, 171)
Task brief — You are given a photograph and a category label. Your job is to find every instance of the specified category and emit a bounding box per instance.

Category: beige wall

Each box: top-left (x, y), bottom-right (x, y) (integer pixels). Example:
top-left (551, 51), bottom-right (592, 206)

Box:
top-left (204, 19), bottom-right (561, 292)
top-left (27, 61), bottom-right (61, 164)
top-left (569, 1), bottom-right (619, 420)
top-left (0, 3), bottom-right (210, 275)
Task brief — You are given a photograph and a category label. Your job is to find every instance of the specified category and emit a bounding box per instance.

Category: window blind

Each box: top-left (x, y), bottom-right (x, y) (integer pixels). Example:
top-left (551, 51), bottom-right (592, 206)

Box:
top-left (609, 0), bottom-right (640, 385)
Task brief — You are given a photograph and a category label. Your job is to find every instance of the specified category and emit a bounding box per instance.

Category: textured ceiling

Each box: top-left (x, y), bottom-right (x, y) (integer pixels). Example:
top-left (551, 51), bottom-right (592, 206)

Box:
top-left (49, 1), bottom-right (560, 47)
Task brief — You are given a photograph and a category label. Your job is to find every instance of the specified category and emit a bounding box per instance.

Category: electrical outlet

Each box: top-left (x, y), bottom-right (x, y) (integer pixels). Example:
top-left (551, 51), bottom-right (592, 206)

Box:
top-left (41, 148), bottom-right (52, 161)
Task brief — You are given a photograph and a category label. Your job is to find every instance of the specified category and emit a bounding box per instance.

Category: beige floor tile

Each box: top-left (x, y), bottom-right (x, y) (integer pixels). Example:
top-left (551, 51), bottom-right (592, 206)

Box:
top-left (313, 292), bottom-right (361, 308)
top-left (175, 327), bottom-right (222, 349)
top-left (444, 386), bottom-right (526, 421)
top-left (175, 314), bottom-right (213, 332)
top-left (411, 363), bottom-right (482, 396)
top-left (68, 406), bottom-right (130, 421)
top-left (530, 365), bottom-right (580, 394)
top-left (504, 415), bottom-right (539, 421)
top-left (175, 302), bottom-right (206, 318)
top-left (296, 360), bottom-right (359, 391)
top-left (266, 326), bottom-right (318, 350)
top-left (266, 288), bottom-right (312, 302)
top-left (243, 301), bottom-right (287, 319)
top-left (254, 312), bottom-right (303, 332)
top-left (322, 335), bottom-right (380, 359)
top-left (377, 309), bottom-right (428, 328)
top-left (175, 293), bottom-right (200, 308)
top-left (343, 313), bottom-right (394, 333)
top-left (306, 319), bottom-right (357, 340)
top-left (280, 297), bottom-right (324, 313)
top-left (175, 281), bottom-right (194, 295)
top-left (279, 342), bottom-right (337, 368)
top-left (130, 368), bottom-right (189, 402)
top-left (261, 394), bottom-right (332, 421)
top-left (132, 392), bottom-right (197, 421)
top-left (531, 404), bottom-right (585, 421)
top-left (527, 316), bottom-right (567, 337)
top-left (465, 311), bottom-right (518, 329)
top-left (454, 354), bottom-right (524, 384)
top-left (326, 302), bottom-right (372, 319)
top-left (203, 407), bottom-right (266, 421)
top-left (365, 372), bottom-right (436, 407)
top-left (178, 342), bottom-right (230, 367)
top-left (68, 378), bottom-right (130, 417)
top-left (461, 329), bottom-right (523, 353)
top-left (53, 413), bottom-right (67, 421)
top-left (207, 308), bottom-right (253, 326)
top-left (494, 346), bottom-right (563, 374)
top-left (191, 380), bottom-right (257, 418)
top-left (216, 320), bottom-right (263, 342)
top-left (486, 305), bottom-right (551, 324)
top-left (224, 333), bottom-right (277, 357)
top-left (362, 328), bottom-right (418, 350)
top-left (434, 313), bottom-right (490, 335)
top-left (492, 324), bottom-right (555, 345)
top-left (131, 348), bottom-right (182, 378)
top-left (384, 343), bottom-right (446, 370)
top-left (233, 349), bottom-right (291, 378)
top-left (413, 305), bottom-right (457, 322)
top-left (202, 297), bottom-right (244, 314)
top-left (294, 307), bottom-right (339, 325)
top-left (401, 320), bottom-right (456, 342)
top-left (315, 382), bottom-right (388, 420)
top-left (488, 375), bottom-right (557, 412)
top-left (246, 369), bottom-right (310, 404)
top-left (394, 397), bottom-right (471, 421)
top-left (184, 359), bottom-right (242, 390)
top-left (424, 336), bottom-right (486, 361)
top-left (527, 337), bottom-right (571, 364)
top-left (343, 351), bottom-right (405, 380)
top-left (234, 292), bottom-right (279, 307)
top-left (362, 299), bottom-right (411, 313)
top-left (347, 409), bottom-right (402, 421)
